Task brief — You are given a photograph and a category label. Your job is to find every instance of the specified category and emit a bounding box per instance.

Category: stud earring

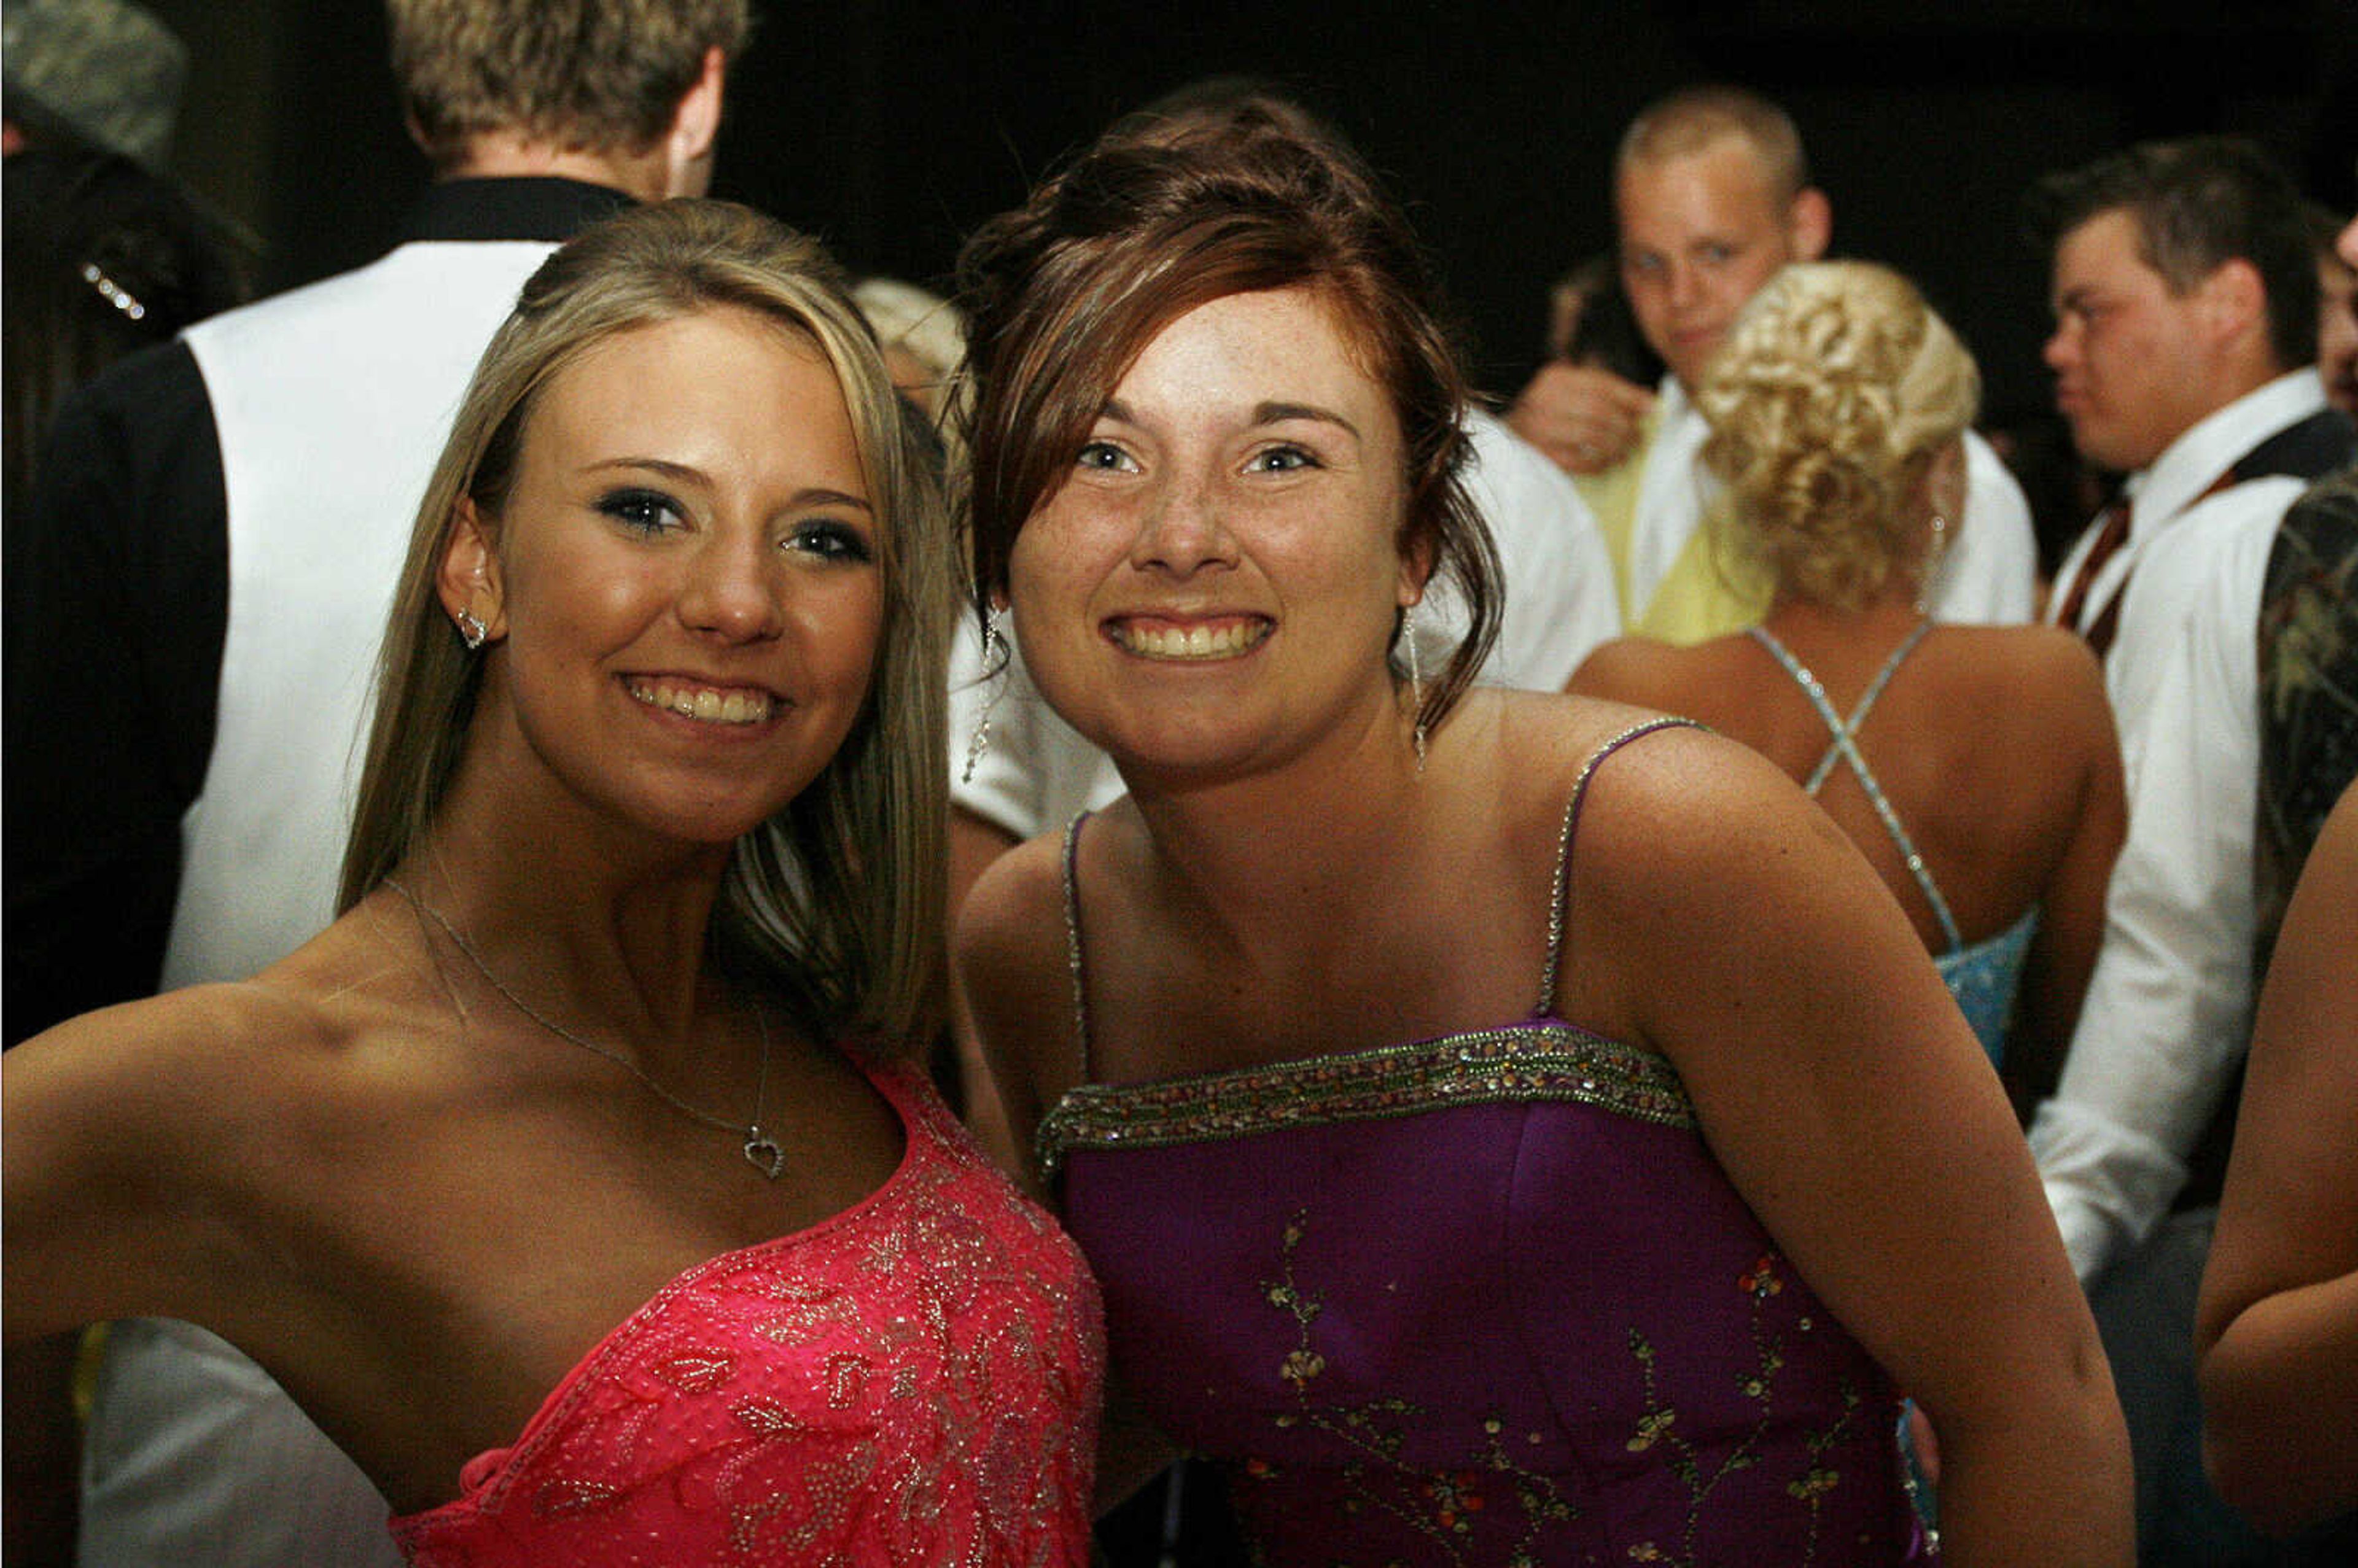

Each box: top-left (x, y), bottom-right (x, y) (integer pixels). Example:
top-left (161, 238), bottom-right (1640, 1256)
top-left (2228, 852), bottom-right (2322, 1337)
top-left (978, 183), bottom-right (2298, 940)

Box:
top-left (961, 606), bottom-right (1007, 785)
top-left (456, 608), bottom-right (488, 650)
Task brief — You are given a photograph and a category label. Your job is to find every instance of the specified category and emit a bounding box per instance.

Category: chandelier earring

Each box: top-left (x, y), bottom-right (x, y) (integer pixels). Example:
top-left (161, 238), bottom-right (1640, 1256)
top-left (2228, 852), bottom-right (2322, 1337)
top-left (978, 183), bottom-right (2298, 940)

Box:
top-left (456, 608), bottom-right (488, 650)
top-left (962, 605), bottom-right (1008, 785)
top-left (1403, 604), bottom-right (1428, 774)
top-left (1913, 514), bottom-right (1948, 617)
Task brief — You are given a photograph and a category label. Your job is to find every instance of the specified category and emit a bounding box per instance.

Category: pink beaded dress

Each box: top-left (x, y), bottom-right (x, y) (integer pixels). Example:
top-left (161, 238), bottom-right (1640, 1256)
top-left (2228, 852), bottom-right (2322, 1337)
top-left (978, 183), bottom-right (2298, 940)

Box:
top-left (389, 1056), bottom-right (1105, 1567)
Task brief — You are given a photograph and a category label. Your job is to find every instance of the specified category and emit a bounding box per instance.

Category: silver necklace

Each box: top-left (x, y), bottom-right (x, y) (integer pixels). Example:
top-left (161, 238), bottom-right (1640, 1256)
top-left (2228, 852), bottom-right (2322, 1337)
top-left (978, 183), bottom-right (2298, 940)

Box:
top-left (386, 877), bottom-right (784, 1180)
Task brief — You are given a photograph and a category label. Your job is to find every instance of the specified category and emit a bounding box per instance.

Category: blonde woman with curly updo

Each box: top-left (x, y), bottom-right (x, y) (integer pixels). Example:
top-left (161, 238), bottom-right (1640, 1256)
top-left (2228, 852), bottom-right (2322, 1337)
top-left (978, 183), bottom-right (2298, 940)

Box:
top-left (1574, 261), bottom-right (2125, 1112)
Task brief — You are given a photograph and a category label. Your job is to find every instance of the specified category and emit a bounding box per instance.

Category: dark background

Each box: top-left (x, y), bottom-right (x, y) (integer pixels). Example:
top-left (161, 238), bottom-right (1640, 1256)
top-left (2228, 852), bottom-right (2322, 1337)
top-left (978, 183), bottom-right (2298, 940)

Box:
top-left (145, 1), bottom-right (2358, 430)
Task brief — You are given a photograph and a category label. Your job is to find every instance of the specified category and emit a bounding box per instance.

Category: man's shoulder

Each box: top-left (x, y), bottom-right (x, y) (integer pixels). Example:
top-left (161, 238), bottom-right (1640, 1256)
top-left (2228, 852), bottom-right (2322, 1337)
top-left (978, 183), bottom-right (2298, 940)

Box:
top-left (187, 238), bottom-right (555, 359)
top-left (66, 336), bottom-right (208, 427)
top-left (41, 338), bottom-right (220, 510)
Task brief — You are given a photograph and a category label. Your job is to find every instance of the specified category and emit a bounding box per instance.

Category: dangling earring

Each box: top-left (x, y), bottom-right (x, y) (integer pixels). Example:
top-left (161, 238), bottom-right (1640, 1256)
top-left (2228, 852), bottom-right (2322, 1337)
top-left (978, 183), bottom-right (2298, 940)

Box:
top-left (1913, 514), bottom-right (1948, 617)
top-left (961, 605), bottom-right (1006, 785)
top-left (1403, 604), bottom-right (1428, 775)
top-left (456, 608), bottom-right (488, 650)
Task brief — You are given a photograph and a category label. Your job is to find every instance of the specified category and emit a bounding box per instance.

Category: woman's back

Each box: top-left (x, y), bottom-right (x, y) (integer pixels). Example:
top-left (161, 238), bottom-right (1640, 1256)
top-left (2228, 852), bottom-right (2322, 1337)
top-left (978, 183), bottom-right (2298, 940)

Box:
top-left (1573, 615), bottom-right (2123, 1098)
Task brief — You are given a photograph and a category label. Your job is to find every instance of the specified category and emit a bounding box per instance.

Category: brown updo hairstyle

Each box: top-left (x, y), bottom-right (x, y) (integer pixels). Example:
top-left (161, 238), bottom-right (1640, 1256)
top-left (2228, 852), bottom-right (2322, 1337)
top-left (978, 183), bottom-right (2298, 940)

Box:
top-left (956, 99), bottom-right (1501, 735)
top-left (1696, 260), bottom-right (1979, 612)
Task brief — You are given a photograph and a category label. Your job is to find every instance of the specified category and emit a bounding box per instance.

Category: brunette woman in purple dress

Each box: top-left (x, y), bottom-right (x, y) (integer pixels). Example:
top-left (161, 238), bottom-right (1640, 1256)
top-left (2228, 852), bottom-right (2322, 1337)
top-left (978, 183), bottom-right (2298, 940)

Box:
top-left (952, 107), bottom-right (2131, 1566)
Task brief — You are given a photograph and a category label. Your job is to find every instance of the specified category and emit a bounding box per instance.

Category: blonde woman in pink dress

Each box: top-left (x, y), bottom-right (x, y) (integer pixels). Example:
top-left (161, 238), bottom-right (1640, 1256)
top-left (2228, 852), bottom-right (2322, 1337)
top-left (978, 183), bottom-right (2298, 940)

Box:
top-left (4, 201), bottom-right (1102, 1566)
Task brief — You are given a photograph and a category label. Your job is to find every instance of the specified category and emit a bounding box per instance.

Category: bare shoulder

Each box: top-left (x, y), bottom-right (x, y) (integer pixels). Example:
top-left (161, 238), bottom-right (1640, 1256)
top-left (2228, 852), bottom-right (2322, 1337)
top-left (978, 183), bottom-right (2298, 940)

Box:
top-left (1481, 689), bottom-right (1761, 850)
top-left (10, 902), bottom-right (436, 1170)
top-left (1491, 686), bottom-right (1722, 774)
top-left (1565, 634), bottom-right (1683, 704)
top-left (1938, 622), bottom-right (2104, 694)
top-left (957, 827), bottom-right (1072, 988)
top-left (12, 976), bottom-right (329, 1106)
top-left (955, 820), bottom-right (1091, 1114)
top-left (2, 977), bottom-right (338, 1292)
top-left (1520, 701), bottom-right (1854, 934)
top-left (1935, 623), bottom-right (2117, 747)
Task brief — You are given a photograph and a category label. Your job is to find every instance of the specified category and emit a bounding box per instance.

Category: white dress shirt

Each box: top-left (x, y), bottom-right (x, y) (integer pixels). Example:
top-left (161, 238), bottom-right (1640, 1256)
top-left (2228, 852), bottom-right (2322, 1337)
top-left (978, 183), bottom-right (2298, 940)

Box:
top-left (2031, 370), bottom-right (2332, 1284)
top-left (951, 408), bottom-right (1624, 839)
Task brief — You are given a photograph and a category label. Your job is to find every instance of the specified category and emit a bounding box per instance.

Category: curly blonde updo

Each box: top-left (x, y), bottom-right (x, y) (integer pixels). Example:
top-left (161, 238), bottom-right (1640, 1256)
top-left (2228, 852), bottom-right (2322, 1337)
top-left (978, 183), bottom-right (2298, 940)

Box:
top-left (1696, 260), bottom-right (1979, 612)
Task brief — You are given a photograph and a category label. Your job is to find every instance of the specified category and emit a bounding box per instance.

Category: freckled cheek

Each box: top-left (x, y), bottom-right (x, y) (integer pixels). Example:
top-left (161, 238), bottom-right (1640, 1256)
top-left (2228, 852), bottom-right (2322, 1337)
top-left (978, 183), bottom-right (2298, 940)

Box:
top-left (1006, 510), bottom-right (1112, 626)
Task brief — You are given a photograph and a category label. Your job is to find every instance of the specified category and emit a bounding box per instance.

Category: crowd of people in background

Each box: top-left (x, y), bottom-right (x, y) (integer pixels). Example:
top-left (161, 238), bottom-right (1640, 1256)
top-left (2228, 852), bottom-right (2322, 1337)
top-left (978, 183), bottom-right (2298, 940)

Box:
top-left (4, 2), bottom-right (2356, 1566)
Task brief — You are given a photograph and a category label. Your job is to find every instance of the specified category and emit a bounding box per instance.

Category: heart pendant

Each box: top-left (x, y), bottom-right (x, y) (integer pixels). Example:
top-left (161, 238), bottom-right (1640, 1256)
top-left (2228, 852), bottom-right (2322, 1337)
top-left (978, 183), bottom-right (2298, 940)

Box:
top-left (742, 1129), bottom-right (785, 1180)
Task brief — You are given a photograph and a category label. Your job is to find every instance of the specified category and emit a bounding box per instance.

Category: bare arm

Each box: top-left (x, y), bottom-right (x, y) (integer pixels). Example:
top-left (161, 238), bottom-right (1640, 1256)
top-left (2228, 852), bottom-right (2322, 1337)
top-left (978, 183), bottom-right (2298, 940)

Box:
top-left (1582, 730), bottom-right (2132, 1565)
top-left (955, 831), bottom-right (1180, 1512)
top-left (2007, 638), bottom-right (2128, 1121)
top-left (2195, 783), bottom-right (2358, 1537)
top-left (3, 999), bottom-right (247, 1343)
top-left (1504, 362), bottom-right (1655, 476)
top-left (947, 807), bottom-right (1025, 1176)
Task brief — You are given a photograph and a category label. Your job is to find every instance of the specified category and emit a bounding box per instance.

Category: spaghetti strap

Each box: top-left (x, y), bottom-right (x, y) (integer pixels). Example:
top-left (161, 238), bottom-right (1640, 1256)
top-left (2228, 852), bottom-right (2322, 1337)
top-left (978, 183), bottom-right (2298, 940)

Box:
top-left (1536, 716), bottom-right (1700, 1015)
top-left (1059, 811), bottom-right (1096, 1084)
top-left (1747, 623), bottom-right (1963, 952)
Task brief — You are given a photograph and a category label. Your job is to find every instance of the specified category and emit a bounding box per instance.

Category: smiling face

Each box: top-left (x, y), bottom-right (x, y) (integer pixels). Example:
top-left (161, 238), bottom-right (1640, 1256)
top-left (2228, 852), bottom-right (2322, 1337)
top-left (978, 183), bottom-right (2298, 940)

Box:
top-left (1617, 138), bottom-right (1827, 389)
top-left (443, 305), bottom-right (884, 847)
top-left (1006, 285), bottom-right (1419, 784)
top-left (2044, 208), bottom-right (2223, 473)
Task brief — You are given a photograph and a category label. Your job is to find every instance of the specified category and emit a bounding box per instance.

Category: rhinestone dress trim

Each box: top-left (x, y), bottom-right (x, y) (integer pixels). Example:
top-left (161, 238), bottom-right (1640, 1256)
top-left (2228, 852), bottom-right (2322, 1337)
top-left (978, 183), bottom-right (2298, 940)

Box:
top-left (1037, 1020), bottom-right (1696, 1179)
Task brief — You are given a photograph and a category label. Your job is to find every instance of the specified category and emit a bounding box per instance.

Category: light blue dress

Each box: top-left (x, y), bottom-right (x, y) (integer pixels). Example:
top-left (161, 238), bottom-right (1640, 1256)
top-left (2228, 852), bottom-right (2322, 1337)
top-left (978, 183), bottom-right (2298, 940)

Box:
top-left (1751, 623), bottom-right (2036, 1068)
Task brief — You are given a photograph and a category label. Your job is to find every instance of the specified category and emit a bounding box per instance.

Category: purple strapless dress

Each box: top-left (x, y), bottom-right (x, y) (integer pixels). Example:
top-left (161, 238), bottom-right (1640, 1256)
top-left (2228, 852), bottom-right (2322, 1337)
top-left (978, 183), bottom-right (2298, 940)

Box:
top-left (1039, 721), bottom-right (1930, 1566)
top-left (1042, 1028), bottom-right (1928, 1566)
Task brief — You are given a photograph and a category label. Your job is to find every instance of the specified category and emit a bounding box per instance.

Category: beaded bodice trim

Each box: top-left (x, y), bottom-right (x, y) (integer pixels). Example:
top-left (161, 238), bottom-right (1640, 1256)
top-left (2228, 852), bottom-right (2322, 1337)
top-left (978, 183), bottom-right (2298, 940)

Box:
top-left (1037, 1019), bottom-right (1695, 1178)
top-left (1041, 716), bottom-right (1703, 1181)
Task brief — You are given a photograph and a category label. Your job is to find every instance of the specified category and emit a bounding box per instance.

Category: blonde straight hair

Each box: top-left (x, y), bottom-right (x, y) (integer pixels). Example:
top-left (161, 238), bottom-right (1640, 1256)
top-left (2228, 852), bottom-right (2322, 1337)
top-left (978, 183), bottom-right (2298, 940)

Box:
top-left (340, 200), bottom-right (951, 1049)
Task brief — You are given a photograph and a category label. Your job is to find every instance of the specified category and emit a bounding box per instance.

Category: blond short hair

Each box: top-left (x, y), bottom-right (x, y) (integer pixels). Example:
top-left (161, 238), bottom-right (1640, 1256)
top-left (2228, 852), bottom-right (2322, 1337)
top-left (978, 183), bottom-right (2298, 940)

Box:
top-left (341, 200), bottom-right (950, 1049)
top-left (1618, 85), bottom-right (1809, 204)
top-left (388, 0), bottom-right (748, 169)
top-left (1695, 260), bottom-right (1979, 613)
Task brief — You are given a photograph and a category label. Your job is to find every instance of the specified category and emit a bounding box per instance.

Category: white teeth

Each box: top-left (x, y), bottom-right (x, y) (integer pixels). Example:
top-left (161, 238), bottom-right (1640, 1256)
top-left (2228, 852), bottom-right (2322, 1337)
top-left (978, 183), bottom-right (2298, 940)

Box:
top-left (628, 680), bottom-right (774, 724)
top-left (1118, 621), bottom-right (1267, 660)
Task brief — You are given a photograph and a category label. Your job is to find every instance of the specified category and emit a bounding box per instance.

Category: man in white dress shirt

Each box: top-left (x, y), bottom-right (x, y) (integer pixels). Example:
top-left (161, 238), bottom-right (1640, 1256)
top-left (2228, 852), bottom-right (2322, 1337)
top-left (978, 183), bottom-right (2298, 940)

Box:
top-left (1506, 85), bottom-right (2037, 641)
top-left (2029, 135), bottom-right (2353, 1561)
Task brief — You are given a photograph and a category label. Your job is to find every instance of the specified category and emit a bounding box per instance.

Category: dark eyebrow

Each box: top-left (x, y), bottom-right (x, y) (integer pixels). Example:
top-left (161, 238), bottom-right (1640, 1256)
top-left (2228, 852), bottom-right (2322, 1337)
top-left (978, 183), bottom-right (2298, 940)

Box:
top-left (586, 457), bottom-right (873, 514)
top-left (1253, 401), bottom-right (1363, 441)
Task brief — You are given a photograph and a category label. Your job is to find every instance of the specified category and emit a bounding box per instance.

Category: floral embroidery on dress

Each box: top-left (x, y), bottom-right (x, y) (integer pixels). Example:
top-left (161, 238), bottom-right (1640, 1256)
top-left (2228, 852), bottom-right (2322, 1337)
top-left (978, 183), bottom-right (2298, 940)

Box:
top-left (1619, 1252), bottom-right (1862, 1568)
top-left (1233, 1211), bottom-right (1577, 1565)
top-left (391, 1062), bottom-right (1105, 1567)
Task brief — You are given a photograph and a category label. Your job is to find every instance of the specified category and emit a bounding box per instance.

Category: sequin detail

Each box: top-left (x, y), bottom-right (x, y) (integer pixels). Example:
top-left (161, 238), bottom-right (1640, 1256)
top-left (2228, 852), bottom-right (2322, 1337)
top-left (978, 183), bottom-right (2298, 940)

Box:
top-left (1934, 911), bottom-right (2037, 1069)
top-left (1037, 1021), bottom-right (1696, 1179)
top-left (1619, 1253), bottom-right (1866, 1568)
top-left (391, 1059), bottom-right (1105, 1567)
top-left (1236, 1211), bottom-right (1579, 1564)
